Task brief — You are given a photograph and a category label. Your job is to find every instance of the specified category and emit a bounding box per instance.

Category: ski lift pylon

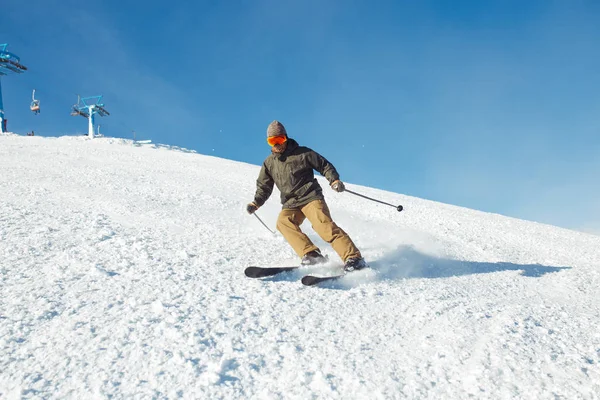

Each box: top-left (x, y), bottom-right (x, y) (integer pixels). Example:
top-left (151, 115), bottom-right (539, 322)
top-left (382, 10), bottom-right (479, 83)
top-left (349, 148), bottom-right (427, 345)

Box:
top-left (1, 44), bottom-right (28, 133)
top-left (70, 94), bottom-right (109, 137)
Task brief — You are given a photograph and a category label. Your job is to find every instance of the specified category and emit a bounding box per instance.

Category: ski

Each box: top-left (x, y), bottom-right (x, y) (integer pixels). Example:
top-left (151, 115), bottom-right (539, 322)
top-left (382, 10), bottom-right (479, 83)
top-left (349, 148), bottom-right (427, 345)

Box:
top-left (246, 263), bottom-right (365, 284)
top-left (301, 261), bottom-right (369, 286)
top-left (301, 273), bottom-right (346, 286)
top-left (244, 266), bottom-right (300, 278)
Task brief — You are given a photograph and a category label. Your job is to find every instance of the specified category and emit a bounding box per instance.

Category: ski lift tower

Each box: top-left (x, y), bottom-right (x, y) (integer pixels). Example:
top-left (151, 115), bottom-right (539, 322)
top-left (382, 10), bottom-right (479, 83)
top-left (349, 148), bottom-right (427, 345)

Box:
top-left (71, 95), bottom-right (110, 138)
top-left (0, 44), bottom-right (28, 133)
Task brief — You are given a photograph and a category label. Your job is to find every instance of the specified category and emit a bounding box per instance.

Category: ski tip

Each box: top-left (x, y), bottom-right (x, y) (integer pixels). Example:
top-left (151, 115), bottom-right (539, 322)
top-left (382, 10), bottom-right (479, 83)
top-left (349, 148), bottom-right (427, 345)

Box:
top-left (301, 274), bottom-right (345, 286)
top-left (245, 265), bottom-right (301, 278)
top-left (301, 275), bottom-right (318, 286)
top-left (244, 266), bottom-right (260, 278)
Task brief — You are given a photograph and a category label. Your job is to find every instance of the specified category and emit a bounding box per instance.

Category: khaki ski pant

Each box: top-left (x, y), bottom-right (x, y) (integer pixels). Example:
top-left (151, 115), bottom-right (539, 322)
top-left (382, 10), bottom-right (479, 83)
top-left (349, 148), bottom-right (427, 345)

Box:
top-left (276, 199), bottom-right (361, 262)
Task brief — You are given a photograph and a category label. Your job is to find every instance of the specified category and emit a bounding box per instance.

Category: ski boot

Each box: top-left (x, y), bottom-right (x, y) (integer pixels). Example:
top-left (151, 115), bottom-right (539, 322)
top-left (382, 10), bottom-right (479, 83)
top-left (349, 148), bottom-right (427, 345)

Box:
top-left (301, 250), bottom-right (327, 266)
top-left (343, 257), bottom-right (368, 272)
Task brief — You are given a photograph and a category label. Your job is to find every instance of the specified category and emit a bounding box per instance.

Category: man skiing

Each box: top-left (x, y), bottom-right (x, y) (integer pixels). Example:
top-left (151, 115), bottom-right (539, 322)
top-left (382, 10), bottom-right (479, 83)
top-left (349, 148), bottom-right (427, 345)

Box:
top-left (246, 120), bottom-right (367, 272)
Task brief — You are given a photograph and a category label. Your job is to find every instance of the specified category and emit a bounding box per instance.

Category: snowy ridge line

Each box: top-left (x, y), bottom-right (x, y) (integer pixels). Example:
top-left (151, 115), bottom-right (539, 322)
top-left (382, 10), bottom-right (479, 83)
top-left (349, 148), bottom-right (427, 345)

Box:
top-left (65, 135), bottom-right (197, 153)
top-left (0, 133), bottom-right (201, 154)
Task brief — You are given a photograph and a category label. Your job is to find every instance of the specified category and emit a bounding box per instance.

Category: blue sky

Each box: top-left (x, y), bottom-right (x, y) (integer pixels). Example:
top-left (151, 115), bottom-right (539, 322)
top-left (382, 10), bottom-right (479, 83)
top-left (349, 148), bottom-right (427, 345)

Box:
top-left (2, 0), bottom-right (599, 234)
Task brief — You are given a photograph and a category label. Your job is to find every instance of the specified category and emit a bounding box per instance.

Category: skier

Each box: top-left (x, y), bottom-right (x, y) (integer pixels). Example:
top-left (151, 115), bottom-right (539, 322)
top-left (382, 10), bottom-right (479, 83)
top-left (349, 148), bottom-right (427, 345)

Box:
top-left (246, 120), bottom-right (367, 272)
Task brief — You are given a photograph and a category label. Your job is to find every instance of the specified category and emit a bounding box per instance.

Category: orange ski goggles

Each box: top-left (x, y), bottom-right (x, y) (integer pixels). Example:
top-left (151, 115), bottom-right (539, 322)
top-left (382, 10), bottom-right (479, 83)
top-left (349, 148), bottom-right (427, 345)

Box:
top-left (267, 135), bottom-right (287, 146)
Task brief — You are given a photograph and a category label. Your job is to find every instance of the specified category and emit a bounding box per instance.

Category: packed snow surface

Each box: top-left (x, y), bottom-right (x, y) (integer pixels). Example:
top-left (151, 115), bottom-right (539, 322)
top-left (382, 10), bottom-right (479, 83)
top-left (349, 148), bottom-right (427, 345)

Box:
top-left (1, 135), bottom-right (599, 399)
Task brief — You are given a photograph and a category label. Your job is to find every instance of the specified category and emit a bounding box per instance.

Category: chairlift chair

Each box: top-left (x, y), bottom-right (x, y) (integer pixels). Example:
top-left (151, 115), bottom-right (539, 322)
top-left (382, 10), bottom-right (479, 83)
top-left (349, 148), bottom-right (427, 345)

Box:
top-left (30, 89), bottom-right (40, 114)
top-left (70, 95), bottom-right (88, 117)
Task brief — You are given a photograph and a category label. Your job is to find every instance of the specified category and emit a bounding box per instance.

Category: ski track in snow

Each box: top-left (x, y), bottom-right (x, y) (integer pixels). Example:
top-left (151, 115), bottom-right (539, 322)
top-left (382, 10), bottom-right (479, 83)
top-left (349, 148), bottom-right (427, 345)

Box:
top-left (1, 134), bottom-right (599, 399)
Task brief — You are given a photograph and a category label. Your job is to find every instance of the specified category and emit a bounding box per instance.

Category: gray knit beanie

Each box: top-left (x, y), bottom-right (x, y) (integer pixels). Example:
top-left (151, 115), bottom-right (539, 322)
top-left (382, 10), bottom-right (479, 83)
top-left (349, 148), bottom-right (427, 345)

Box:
top-left (267, 120), bottom-right (287, 137)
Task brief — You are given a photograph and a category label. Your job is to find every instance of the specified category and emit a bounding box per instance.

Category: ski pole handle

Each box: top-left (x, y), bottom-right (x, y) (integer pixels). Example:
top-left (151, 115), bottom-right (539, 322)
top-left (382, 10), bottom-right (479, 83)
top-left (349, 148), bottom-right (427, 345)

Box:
top-left (344, 189), bottom-right (403, 212)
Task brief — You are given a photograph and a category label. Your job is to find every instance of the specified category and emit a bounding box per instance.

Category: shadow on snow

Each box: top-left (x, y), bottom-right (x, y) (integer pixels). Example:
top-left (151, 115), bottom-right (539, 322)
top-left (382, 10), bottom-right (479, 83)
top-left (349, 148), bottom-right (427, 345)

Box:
top-left (258, 245), bottom-right (572, 288)
top-left (372, 244), bottom-right (572, 280)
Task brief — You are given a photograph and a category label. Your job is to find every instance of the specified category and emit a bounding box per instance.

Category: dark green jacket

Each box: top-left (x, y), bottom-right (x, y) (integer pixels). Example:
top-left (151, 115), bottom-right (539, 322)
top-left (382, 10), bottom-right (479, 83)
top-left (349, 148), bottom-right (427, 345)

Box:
top-left (253, 139), bottom-right (340, 209)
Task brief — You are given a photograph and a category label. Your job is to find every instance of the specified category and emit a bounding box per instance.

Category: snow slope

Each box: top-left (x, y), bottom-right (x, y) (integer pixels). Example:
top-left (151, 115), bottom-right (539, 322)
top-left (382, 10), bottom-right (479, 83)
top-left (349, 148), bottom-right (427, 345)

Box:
top-left (1, 135), bottom-right (599, 399)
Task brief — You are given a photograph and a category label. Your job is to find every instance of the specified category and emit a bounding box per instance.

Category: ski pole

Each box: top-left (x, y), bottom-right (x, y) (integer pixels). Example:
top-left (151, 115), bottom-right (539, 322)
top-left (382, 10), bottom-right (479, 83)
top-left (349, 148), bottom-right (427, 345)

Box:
top-left (253, 213), bottom-right (276, 234)
top-left (344, 188), bottom-right (403, 212)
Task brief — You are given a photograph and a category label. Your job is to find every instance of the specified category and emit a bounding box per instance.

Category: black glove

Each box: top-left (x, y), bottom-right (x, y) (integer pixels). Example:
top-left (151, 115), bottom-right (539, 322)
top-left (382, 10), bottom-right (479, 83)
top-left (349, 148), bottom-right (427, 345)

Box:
top-left (330, 180), bottom-right (345, 192)
top-left (246, 202), bottom-right (258, 214)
